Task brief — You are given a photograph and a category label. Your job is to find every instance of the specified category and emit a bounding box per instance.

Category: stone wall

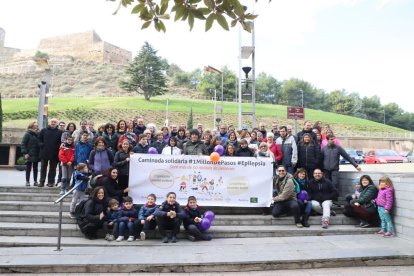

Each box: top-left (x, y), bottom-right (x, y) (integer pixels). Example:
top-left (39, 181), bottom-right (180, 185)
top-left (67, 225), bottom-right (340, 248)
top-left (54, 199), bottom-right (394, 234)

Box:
top-left (102, 42), bottom-right (132, 64)
top-left (340, 171), bottom-right (414, 238)
top-left (37, 30), bottom-right (131, 65)
top-left (337, 137), bottom-right (414, 152)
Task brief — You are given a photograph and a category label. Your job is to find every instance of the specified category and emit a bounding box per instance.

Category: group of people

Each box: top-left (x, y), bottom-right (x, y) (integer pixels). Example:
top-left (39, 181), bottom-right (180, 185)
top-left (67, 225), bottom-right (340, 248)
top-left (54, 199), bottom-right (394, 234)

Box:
top-left (20, 117), bottom-right (394, 238)
top-left (21, 118), bottom-right (360, 191)
top-left (77, 185), bottom-right (212, 242)
top-left (272, 165), bottom-right (394, 236)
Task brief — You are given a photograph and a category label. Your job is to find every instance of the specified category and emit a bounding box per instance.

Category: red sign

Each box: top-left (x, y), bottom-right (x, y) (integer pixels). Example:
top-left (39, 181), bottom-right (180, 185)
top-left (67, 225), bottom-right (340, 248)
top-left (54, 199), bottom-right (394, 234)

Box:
top-left (287, 107), bottom-right (305, 119)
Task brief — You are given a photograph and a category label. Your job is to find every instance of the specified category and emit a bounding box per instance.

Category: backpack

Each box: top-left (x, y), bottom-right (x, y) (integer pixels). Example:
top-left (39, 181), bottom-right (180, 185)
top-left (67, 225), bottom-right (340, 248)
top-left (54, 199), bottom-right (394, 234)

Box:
top-left (74, 199), bottom-right (89, 221)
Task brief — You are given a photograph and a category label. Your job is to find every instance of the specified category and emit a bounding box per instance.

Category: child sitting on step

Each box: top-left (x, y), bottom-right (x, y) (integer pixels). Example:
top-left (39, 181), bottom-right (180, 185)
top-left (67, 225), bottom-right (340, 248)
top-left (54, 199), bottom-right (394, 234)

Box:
top-left (375, 176), bottom-right (395, 237)
top-left (345, 181), bottom-right (363, 204)
top-left (183, 196), bottom-right (212, 241)
top-left (116, 196), bottom-right (138, 242)
top-left (69, 163), bottom-right (90, 218)
top-left (134, 193), bottom-right (158, 241)
top-left (104, 198), bottom-right (122, 241)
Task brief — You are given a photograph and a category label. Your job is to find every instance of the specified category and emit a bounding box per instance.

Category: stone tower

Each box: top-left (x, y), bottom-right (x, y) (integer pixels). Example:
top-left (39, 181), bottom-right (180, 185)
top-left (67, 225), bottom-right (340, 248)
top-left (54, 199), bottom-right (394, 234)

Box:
top-left (0, 27), bottom-right (5, 48)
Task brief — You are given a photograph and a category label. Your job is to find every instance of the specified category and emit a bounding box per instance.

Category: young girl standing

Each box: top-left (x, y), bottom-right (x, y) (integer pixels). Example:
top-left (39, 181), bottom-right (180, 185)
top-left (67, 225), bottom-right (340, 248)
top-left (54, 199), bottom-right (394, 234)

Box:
top-left (375, 176), bottom-right (395, 237)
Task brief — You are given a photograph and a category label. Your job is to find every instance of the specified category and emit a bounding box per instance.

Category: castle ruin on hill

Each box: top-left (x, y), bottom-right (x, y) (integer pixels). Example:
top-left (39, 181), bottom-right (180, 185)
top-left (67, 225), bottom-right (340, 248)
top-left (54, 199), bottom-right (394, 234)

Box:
top-left (0, 28), bottom-right (132, 74)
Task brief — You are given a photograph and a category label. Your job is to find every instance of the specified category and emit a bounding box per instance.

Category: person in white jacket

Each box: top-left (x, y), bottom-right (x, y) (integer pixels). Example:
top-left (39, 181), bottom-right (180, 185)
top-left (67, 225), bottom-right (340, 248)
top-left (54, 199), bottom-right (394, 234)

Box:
top-left (162, 136), bottom-right (182, 155)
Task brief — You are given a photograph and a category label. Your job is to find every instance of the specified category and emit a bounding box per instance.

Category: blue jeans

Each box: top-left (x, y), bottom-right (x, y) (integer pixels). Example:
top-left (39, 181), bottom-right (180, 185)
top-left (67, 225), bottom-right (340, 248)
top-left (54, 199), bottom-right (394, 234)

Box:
top-left (378, 206), bottom-right (393, 233)
top-left (118, 221), bottom-right (135, 237)
top-left (297, 199), bottom-right (312, 214)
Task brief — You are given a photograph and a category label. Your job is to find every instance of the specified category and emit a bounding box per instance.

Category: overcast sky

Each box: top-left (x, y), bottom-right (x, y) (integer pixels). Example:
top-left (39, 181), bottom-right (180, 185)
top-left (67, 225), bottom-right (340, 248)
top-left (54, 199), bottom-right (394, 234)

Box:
top-left (1, 0), bottom-right (413, 112)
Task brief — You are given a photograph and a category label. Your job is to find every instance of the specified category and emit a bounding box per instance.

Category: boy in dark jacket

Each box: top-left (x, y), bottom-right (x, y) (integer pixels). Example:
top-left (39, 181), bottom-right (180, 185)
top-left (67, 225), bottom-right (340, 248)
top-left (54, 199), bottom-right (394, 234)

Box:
top-left (116, 196), bottom-right (138, 242)
top-left (69, 163), bottom-right (90, 218)
top-left (184, 196), bottom-right (212, 241)
top-left (154, 192), bottom-right (186, 243)
top-left (105, 198), bottom-right (122, 241)
top-left (237, 139), bottom-right (255, 157)
top-left (134, 193), bottom-right (158, 241)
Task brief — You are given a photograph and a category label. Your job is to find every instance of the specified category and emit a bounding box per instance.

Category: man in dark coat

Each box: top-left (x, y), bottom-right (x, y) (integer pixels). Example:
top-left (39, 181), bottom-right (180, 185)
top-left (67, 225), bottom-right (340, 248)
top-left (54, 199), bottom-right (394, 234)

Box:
top-left (38, 118), bottom-right (63, 187)
top-left (308, 169), bottom-right (339, 229)
top-left (320, 134), bottom-right (361, 190)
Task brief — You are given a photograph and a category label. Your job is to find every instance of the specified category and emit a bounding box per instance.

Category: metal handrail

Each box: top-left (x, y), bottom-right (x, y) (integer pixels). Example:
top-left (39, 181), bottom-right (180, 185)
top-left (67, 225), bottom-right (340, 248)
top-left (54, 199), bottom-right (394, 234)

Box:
top-left (53, 184), bottom-right (80, 251)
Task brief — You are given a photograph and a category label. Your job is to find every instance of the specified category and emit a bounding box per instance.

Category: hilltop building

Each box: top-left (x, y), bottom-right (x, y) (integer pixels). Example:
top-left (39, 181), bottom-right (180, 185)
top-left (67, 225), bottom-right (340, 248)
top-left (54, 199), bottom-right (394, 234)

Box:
top-left (0, 28), bottom-right (132, 74)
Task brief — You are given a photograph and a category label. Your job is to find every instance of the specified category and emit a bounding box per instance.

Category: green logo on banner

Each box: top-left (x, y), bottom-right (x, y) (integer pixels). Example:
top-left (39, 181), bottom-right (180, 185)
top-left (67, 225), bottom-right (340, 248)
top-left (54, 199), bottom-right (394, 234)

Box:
top-left (250, 197), bottom-right (258, 203)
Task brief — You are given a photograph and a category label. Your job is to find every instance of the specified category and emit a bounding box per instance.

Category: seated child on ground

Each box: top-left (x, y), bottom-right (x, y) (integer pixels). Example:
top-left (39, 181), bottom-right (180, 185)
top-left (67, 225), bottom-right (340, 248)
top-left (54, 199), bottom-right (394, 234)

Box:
top-left (104, 198), bottom-right (122, 241)
top-left (183, 196), bottom-right (212, 241)
top-left (134, 193), bottom-right (158, 241)
top-left (116, 196), bottom-right (138, 242)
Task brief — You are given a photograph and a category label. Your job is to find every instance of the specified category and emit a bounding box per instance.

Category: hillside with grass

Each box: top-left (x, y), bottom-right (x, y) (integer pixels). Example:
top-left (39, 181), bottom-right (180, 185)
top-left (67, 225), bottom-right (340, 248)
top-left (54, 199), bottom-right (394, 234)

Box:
top-left (2, 96), bottom-right (410, 136)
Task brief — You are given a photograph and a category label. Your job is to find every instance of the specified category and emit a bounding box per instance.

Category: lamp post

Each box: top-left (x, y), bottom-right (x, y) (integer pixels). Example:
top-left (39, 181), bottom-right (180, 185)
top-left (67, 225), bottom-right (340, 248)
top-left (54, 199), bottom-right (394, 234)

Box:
top-left (299, 89), bottom-right (304, 107)
top-left (204, 65), bottom-right (224, 128)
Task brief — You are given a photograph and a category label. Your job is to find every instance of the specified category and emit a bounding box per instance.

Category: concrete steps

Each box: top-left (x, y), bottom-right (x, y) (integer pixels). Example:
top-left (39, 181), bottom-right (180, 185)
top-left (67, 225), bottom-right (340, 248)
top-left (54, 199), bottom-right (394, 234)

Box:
top-left (0, 185), bottom-right (377, 246)
top-left (0, 211), bottom-right (356, 225)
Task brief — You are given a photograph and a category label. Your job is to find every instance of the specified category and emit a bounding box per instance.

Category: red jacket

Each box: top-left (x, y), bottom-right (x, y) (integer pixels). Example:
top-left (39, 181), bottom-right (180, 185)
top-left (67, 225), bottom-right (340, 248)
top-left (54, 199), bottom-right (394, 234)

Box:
top-left (268, 142), bottom-right (283, 162)
top-left (59, 143), bottom-right (75, 165)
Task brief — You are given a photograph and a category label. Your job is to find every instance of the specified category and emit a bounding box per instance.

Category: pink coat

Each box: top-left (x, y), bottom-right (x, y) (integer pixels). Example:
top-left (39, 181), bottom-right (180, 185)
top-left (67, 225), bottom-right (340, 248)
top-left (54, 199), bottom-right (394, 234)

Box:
top-left (375, 187), bottom-right (394, 211)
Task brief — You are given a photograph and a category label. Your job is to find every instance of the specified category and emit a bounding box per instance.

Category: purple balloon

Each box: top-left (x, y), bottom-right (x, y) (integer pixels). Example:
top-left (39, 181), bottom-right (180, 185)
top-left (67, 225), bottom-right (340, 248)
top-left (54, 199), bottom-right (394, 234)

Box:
top-left (148, 147), bottom-right (158, 154)
top-left (214, 145), bottom-right (224, 156)
top-left (204, 210), bottom-right (215, 222)
top-left (199, 218), bottom-right (211, 232)
top-left (298, 190), bottom-right (308, 201)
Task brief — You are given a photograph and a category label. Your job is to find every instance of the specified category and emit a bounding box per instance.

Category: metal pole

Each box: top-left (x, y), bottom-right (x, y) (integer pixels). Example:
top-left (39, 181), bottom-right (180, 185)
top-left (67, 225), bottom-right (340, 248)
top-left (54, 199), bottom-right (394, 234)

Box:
top-left (214, 89), bottom-right (217, 129)
top-left (37, 82), bottom-right (46, 130)
top-left (238, 26), bottom-right (242, 130)
top-left (165, 97), bottom-right (169, 127)
top-left (301, 90), bottom-right (304, 107)
top-left (251, 21), bottom-right (256, 128)
top-left (55, 200), bottom-right (63, 251)
top-left (294, 117), bottom-right (298, 135)
top-left (221, 71), bottom-right (224, 122)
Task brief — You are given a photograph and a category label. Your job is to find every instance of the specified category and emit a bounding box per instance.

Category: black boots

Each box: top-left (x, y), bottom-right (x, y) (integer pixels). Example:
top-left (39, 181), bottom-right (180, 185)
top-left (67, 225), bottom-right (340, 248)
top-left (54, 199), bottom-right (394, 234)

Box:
top-left (302, 214), bottom-right (310, 228)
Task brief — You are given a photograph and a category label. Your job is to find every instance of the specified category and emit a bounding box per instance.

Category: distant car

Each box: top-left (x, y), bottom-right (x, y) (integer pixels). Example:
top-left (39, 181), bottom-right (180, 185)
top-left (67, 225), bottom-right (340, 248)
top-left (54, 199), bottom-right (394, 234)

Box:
top-left (340, 148), bottom-right (364, 164)
top-left (364, 149), bottom-right (405, 164)
top-left (407, 150), bottom-right (414, 163)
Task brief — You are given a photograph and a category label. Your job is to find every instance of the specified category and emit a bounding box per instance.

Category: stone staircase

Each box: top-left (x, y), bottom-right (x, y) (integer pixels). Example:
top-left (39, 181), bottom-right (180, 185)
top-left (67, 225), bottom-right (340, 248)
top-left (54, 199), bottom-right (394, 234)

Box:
top-left (0, 186), bottom-right (377, 247)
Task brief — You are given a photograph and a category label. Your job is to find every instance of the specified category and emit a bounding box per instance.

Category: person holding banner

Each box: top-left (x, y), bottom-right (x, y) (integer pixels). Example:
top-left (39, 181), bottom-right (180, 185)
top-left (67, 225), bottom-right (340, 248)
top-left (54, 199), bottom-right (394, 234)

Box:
top-left (272, 165), bottom-right (302, 228)
top-left (154, 192), bottom-right (186, 243)
top-left (183, 129), bottom-right (208, 156)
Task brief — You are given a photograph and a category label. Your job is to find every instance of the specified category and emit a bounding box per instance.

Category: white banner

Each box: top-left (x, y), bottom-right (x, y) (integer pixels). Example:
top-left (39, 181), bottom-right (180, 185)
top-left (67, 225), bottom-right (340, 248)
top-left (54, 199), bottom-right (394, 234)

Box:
top-left (129, 154), bottom-right (273, 207)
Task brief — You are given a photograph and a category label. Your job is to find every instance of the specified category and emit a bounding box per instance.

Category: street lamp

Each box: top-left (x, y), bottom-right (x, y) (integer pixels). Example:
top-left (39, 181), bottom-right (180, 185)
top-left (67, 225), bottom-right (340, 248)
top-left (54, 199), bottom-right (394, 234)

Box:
top-left (204, 65), bottom-right (224, 128)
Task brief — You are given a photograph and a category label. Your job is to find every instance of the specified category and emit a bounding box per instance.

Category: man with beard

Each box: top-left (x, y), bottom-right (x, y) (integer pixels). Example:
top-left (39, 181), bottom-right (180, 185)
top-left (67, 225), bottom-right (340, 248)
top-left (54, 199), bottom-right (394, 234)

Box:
top-left (271, 165), bottom-right (302, 228)
top-left (307, 169), bottom-right (339, 229)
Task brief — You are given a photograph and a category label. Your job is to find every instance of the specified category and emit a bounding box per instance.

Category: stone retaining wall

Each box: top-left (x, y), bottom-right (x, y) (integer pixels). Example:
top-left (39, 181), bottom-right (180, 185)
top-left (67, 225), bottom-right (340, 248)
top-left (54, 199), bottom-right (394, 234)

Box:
top-left (340, 172), bottom-right (414, 238)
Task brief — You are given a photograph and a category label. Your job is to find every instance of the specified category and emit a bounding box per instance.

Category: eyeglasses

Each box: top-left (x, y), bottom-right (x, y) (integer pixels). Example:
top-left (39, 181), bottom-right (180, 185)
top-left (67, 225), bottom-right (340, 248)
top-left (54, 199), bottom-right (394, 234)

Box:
top-left (277, 170), bottom-right (286, 172)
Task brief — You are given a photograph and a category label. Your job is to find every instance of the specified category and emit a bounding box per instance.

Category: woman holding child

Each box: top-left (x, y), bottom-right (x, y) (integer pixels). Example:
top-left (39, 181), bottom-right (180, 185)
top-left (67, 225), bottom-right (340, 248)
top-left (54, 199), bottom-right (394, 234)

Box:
top-left (343, 174), bottom-right (379, 228)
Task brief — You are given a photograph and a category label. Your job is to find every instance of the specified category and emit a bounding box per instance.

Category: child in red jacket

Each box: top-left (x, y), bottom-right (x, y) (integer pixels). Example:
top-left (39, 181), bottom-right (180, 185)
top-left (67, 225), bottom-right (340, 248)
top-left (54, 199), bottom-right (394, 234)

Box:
top-left (58, 136), bottom-right (75, 195)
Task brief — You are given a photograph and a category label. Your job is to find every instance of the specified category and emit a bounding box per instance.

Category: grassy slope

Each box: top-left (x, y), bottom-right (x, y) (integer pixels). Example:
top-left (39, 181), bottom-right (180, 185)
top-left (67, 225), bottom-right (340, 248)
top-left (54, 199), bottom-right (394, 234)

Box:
top-left (2, 96), bottom-right (407, 134)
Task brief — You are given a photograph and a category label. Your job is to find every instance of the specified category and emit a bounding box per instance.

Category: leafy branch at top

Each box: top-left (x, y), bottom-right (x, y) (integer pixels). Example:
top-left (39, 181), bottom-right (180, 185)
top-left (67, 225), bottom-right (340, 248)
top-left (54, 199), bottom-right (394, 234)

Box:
top-left (108, 0), bottom-right (258, 32)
